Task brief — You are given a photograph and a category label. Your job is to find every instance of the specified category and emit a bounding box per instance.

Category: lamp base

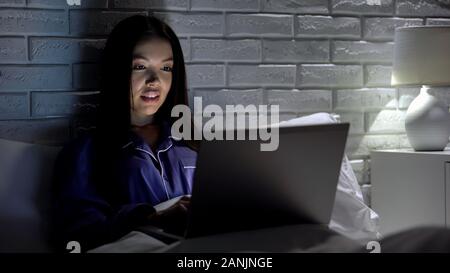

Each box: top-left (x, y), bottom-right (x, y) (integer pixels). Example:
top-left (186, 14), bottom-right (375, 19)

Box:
top-left (405, 86), bottom-right (450, 151)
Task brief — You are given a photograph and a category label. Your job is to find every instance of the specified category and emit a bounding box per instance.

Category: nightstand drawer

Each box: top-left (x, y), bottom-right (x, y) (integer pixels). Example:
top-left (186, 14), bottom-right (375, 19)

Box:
top-left (371, 150), bottom-right (450, 236)
top-left (446, 163), bottom-right (450, 226)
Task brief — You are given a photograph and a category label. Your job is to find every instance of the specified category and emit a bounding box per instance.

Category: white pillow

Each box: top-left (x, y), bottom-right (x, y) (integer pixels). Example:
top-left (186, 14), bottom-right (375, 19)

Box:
top-left (0, 138), bottom-right (61, 252)
top-left (279, 112), bottom-right (381, 243)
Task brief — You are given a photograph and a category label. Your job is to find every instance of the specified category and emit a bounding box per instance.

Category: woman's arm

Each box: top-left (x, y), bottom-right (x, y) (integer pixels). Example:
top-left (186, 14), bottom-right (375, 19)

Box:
top-left (50, 137), bottom-right (155, 252)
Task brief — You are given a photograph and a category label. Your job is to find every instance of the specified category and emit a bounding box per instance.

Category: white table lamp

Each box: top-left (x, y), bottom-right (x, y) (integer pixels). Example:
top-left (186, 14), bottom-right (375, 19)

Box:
top-left (392, 26), bottom-right (450, 151)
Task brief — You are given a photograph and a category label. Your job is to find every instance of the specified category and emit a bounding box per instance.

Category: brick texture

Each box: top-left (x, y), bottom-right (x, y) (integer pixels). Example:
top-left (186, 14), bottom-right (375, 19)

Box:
top-left (261, 0), bottom-right (328, 14)
top-left (335, 88), bottom-right (397, 110)
top-left (191, 0), bottom-right (258, 11)
top-left (332, 0), bottom-right (394, 15)
top-left (332, 41), bottom-right (394, 63)
top-left (192, 39), bottom-right (260, 61)
top-left (267, 89), bottom-right (332, 112)
top-left (28, 0), bottom-right (107, 8)
top-left (364, 17), bottom-right (423, 40)
top-left (0, 37), bottom-right (26, 63)
top-left (0, 9), bottom-right (68, 34)
top-left (263, 40), bottom-right (329, 63)
top-left (114, 0), bottom-right (187, 10)
top-left (0, 0), bottom-right (25, 6)
top-left (397, 0), bottom-right (450, 16)
top-left (228, 64), bottom-right (296, 87)
top-left (298, 65), bottom-right (363, 88)
top-left (295, 16), bottom-right (361, 38)
top-left (227, 14), bottom-right (293, 37)
top-left (30, 38), bottom-right (105, 63)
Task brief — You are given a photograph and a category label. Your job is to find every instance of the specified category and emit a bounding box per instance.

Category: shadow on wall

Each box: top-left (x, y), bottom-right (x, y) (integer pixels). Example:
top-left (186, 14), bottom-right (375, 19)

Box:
top-left (0, 0), bottom-right (164, 146)
top-left (65, 0), bottom-right (159, 143)
top-left (66, 0), bottom-right (146, 142)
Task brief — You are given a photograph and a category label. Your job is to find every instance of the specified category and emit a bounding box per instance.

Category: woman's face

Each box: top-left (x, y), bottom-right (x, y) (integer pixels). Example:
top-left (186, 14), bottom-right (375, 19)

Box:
top-left (130, 37), bottom-right (173, 126)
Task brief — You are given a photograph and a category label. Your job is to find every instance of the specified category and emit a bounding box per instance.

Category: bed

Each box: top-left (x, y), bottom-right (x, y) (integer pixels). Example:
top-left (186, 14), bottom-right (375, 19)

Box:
top-left (0, 113), bottom-right (379, 253)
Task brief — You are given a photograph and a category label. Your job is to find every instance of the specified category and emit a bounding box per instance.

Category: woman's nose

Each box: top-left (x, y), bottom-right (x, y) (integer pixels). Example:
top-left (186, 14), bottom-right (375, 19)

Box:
top-left (145, 69), bottom-right (159, 84)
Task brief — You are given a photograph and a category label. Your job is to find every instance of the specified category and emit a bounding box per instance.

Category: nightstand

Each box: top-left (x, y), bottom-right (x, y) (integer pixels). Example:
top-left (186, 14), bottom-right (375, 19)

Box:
top-left (371, 149), bottom-right (450, 236)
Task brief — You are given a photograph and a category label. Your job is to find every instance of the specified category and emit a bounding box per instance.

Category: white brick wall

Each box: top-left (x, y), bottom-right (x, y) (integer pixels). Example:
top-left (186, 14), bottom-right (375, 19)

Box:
top-left (363, 17), bottom-right (423, 40)
top-left (192, 39), bottom-right (260, 61)
top-left (2, 0), bottom-right (450, 200)
top-left (29, 38), bottom-right (105, 63)
top-left (227, 14), bottom-right (293, 37)
top-left (228, 64), bottom-right (296, 87)
top-left (335, 88), bottom-right (397, 110)
top-left (262, 40), bottom-right (328, 63)
top-left (365, 65), bottom-right (392, 87)
top-left (192, 0), bottom-right (258, 12)
top-left (332, 0), bottom-right (394, 15)
top-left (266, 89), bottom-right (332, 112)
top-left (332, 41), bottom-right (394, 63)
top-left (187, 64), bottom-right (225, 87)
top-left (298, 64), bottom-right (363, 87)
top-left (295, 16), bottom-right (361, 38)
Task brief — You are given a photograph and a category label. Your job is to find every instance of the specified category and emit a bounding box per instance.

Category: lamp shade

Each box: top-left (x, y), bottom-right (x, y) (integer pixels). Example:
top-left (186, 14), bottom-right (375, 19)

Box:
top-left (391, 26), bottom-right (450, 86)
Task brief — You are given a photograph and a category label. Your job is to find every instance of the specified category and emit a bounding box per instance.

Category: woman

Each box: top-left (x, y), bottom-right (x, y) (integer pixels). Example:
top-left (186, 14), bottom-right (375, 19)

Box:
top-left (51, 15), bottom-right (196, 251)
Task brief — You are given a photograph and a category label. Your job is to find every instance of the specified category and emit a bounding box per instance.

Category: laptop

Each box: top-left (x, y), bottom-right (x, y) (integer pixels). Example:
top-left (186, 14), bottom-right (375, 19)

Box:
top-left (138, 123), bottom-right (349, 242)
top-left (185, 123), bottom-right (349, 238)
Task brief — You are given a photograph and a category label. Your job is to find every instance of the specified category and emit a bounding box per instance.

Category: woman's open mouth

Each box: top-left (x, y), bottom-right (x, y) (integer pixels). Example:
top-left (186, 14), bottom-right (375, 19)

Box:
top-left (140, 91), bottom-right (160, 103)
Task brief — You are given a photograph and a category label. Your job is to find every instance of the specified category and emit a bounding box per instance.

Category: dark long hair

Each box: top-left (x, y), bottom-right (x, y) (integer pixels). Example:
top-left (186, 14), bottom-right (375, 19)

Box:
top-left (97, 15), bottom-right (188, 146)
top-left (93, 15), bottom-right (189, 202)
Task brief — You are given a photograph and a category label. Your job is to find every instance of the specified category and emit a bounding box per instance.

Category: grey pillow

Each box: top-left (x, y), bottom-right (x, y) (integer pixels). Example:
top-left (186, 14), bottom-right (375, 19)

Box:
top-left (0, 138), bottom-right (61, 252)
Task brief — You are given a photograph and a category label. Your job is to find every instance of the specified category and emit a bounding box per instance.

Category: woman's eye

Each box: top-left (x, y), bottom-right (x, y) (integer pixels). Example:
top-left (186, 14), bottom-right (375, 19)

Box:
top-left (133, 64), bottom-right (145, 70)
top-left (161, 66), bottom-right (173, 72)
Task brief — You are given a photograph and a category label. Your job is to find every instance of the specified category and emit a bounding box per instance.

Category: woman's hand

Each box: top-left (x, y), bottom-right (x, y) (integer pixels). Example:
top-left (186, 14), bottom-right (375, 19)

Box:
top-left (148, 196), bottom-right (191, 236)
